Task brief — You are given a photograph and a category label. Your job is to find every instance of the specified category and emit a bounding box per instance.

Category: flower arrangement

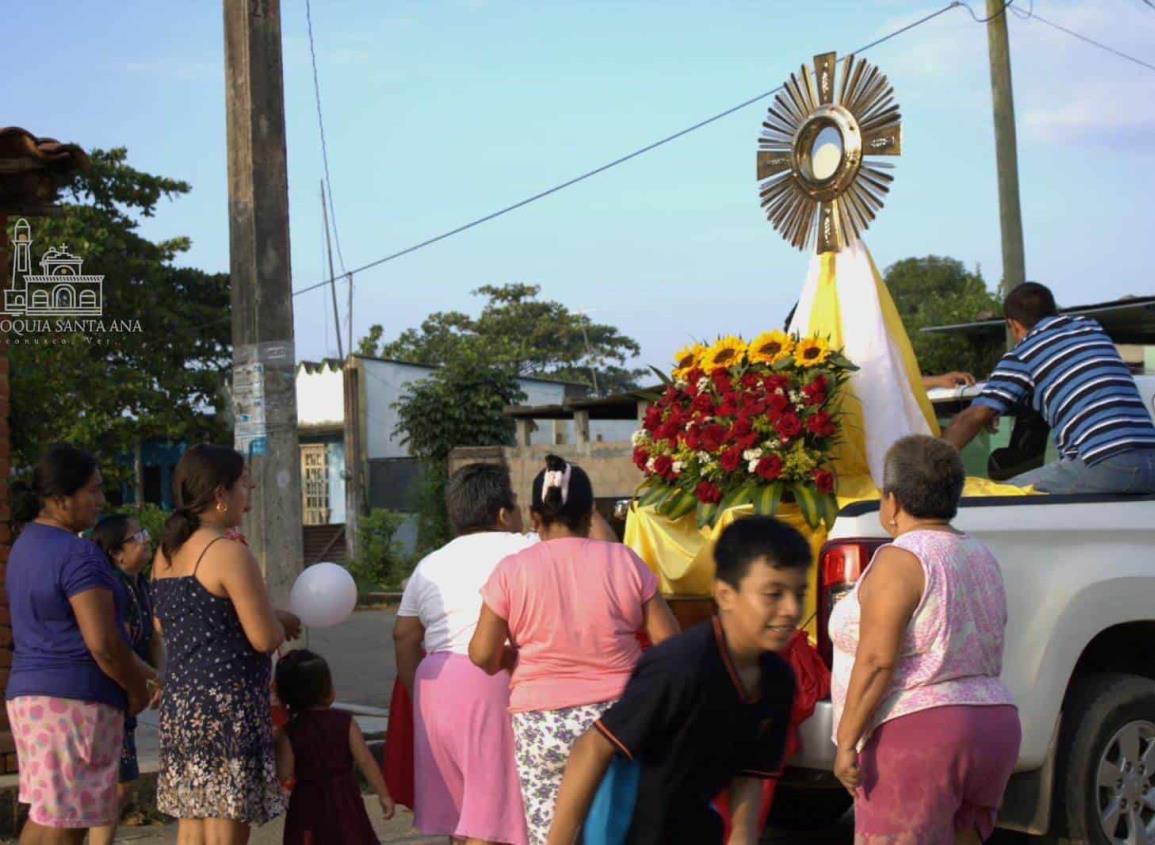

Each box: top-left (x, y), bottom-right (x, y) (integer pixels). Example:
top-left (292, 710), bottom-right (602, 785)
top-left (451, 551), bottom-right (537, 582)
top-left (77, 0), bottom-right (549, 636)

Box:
top-left (632, 331), bottom-right (857, 530)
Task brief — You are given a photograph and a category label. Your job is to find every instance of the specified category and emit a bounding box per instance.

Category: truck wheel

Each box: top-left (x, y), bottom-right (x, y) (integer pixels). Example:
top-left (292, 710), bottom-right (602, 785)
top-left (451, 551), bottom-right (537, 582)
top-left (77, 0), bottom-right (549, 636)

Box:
top-left (766, 785), bottom-right (852, 831)
top-left (1059, 673), bottom-right (1155, 845)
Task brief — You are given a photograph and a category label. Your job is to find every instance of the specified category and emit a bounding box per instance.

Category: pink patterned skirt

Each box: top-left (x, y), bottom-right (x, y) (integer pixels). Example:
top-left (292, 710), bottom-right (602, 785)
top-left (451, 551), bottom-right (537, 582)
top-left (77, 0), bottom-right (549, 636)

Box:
top-left (854, 704), bottom-right (1021, 845)
top-left (7, 696), bottom-right (124, 829)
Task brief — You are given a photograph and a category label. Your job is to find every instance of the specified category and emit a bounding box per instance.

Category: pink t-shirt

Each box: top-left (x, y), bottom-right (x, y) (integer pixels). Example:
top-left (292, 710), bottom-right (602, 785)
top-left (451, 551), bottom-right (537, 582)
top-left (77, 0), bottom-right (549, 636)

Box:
top-left (480, 538), bottom-right (659, 713)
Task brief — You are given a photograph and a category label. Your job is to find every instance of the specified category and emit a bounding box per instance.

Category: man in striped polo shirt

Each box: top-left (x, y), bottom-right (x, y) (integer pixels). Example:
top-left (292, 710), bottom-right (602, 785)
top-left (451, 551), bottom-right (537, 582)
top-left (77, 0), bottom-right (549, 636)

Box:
top-left (943, 283), bottom-right (1155, 494)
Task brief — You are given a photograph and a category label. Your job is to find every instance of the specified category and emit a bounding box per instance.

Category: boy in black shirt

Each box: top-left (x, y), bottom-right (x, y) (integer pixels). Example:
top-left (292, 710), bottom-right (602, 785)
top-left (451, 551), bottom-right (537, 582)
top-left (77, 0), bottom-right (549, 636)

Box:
top-left (545, 516), bottom-right (810, 845)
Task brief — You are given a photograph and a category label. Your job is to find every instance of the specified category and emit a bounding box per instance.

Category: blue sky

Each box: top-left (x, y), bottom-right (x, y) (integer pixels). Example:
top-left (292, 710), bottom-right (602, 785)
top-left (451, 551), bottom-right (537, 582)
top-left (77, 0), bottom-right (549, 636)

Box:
top-left (8, 1), bottom-right (1154, 370)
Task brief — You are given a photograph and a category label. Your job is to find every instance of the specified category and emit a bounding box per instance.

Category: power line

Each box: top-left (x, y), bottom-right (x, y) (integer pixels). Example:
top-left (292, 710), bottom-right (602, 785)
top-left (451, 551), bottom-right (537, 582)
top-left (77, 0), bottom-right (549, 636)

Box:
top-left (305, 0), bottom-right (348, 274)
top-left (1013, 5), bottom-right (1155, 73)
top-left (291, 1), bottom-right (965, 298)
top-left (957, 0), bottom-right (1015, 24)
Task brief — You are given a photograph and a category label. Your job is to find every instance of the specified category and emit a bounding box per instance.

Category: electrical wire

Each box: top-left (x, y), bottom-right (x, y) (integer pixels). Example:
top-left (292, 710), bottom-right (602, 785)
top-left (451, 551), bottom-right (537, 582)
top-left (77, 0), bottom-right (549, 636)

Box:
top-left (290, 1), bottom-right (965, 298)
top-left (1013, 5), bottom-right (1155, 72)
top-left (305, 0), bottom-right (348, 274)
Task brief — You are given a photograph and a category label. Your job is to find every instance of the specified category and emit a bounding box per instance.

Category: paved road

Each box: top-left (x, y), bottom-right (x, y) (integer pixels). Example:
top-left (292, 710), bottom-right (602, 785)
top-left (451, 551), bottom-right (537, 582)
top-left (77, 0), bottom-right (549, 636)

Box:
top-left (306, 606), bottom-right (398, 709)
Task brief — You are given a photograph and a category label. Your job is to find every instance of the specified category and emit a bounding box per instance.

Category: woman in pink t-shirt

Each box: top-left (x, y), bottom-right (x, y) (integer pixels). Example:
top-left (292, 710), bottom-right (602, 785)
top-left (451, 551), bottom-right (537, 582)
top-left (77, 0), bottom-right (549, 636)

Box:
top-left (470, 455), bottom-right (679, 845)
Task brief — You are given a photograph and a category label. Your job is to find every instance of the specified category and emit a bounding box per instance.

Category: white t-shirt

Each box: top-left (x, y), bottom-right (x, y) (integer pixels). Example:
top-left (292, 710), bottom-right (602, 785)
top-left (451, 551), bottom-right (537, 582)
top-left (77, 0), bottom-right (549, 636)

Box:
top-left (397, 531), bottom-right (538, 655)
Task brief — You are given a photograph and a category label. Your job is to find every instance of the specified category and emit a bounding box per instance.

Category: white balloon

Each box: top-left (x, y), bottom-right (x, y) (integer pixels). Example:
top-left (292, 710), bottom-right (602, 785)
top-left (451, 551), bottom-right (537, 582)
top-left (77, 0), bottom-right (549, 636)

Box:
top-left (289, 562), bottom-right (358, 628)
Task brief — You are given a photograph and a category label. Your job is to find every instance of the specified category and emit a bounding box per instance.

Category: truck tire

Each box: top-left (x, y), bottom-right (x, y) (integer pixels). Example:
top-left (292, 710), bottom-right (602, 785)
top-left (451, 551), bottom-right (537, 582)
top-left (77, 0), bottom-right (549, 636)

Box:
top-left (1058, 672), bottom-right (1155, 845)
top-left (766, 785), bottom-right (853, 831)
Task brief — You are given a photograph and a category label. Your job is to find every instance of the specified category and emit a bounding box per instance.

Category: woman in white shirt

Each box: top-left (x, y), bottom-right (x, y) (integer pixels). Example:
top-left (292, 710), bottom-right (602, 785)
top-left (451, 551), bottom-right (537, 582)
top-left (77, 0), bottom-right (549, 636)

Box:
top-left (393, 464), bottom-right (540, 845)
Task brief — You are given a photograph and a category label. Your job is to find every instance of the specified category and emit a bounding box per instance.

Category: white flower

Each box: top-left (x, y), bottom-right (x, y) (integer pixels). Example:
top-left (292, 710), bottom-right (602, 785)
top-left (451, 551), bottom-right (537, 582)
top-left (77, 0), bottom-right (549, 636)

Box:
top-left (742, 448), bottom-right (763, 462)
top-left (789, 391), bottom-right (801, 403)
top-left (697, 377), bottom-right (710, 391)
top-left (672, 461), bottom-right (684, 474)
top-left (697, 451), bottom-right (712, 463)
top-left (646, 457), bottom-right (656, 472)
top-left (631, 430), bottom-right (646, 446)
top-left (748, 459), bottom-right (761, 473)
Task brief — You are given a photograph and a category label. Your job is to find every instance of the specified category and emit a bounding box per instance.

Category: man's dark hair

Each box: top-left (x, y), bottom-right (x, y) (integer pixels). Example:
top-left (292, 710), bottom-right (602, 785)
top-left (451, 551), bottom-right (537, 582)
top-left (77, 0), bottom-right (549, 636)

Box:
top-left (1003, 282), bottom-right (1057, 328)
top-left (883, 435), bottom-right (966, 520)
top-left (445, 463), bottom-right (517, 535)
top-left (714, 516), bottom-right (812, 588)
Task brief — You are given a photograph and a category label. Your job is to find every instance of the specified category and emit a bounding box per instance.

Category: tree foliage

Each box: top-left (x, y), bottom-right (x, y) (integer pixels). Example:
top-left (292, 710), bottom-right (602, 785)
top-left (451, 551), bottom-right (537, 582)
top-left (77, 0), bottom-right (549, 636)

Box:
top-left (392, 351), bottom-right (527, 552)
top-left (884, 256), bottom-right (1005, 378)
top-left (359, 283), bottom-right (645, 395)
top-left (7, 148), bottom-right (231, 479)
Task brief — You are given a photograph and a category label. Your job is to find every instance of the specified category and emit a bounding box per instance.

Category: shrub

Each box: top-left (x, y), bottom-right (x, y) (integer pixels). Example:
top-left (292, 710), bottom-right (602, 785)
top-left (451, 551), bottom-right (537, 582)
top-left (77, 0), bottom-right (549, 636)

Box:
top-left (348, 508), bottom-right (412, 589)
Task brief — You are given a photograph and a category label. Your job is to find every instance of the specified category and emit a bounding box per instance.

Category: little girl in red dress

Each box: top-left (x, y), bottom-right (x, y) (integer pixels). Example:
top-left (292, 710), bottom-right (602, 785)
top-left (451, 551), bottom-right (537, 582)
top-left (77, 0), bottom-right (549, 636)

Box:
top-left (275, 649), bottom-right (395, 844)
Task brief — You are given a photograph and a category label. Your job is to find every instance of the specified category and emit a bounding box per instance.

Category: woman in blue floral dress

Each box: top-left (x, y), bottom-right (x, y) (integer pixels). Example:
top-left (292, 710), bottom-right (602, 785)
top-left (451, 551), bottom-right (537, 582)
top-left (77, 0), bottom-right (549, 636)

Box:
top-left (152, 445), bottom-right (301, 844)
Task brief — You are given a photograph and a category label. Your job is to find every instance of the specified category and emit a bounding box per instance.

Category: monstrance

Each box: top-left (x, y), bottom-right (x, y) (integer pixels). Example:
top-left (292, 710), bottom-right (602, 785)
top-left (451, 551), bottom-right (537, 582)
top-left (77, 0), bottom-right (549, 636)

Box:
top-left (756, 52), bottom-right (901, 254)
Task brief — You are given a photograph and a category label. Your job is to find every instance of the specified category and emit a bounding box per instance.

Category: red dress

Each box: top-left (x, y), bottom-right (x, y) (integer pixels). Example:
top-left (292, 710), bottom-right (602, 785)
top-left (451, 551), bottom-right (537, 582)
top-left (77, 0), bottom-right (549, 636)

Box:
top-left (284, 709), bottom-right (379, 845)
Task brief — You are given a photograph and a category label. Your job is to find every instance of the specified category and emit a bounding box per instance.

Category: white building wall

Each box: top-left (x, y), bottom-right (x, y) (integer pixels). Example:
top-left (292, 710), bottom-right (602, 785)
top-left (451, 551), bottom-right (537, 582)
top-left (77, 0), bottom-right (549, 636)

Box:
top-left (295, 362), bottom-right (344, 426)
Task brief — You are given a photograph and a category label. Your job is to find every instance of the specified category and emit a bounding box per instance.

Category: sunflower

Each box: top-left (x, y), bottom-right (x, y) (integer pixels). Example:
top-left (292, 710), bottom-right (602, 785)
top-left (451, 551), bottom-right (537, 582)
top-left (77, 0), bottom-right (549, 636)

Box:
top-left (794, 336), bottom-right (831, 368)
top-left (672, 343), bottom-right (706, 379)
top-left (702, 336), bottom-right (747, 373)
top-left (747, 330), bottom-right (794, 366)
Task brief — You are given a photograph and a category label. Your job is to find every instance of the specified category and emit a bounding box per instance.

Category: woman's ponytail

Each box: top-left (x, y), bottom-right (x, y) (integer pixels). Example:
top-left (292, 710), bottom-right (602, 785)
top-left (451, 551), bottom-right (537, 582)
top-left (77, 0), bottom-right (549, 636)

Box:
top-left (530, 453), bottom-right (594, 532)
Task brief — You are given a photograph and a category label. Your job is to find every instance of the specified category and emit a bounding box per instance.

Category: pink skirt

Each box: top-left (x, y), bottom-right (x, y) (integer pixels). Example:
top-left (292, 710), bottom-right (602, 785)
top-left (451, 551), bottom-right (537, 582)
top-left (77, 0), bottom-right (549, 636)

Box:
top-left (7, 696), bottom-right (124, 829)
top-left (854, 704), bottom-right (1021, 844)
top-left (413, 652), bottom-right (528, 845)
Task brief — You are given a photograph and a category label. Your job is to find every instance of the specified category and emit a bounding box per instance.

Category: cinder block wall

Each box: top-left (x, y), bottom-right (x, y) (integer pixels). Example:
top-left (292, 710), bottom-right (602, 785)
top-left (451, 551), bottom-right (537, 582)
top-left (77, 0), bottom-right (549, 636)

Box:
top-left (449, 442), bottom-right (642, 526)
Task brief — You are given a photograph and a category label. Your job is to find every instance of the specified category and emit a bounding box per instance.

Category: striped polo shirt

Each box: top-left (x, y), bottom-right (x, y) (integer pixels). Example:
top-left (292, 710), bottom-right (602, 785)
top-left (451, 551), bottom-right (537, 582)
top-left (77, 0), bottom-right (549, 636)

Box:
top-left (974, 315), bottom-right (1155, 465)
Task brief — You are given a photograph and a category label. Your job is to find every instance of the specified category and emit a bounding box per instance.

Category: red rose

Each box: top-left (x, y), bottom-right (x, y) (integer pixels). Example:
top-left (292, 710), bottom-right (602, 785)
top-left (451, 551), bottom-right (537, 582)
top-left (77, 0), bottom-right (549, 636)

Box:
top-left (764, 374), bottom-right (790, 393)
top-left (686, 367), bottom-right (704, 385)
top-left (803, 376), bottom-right (828, 407)
top-left (711, 369), bottom-right (733, 391)
top-left (695, 481), bottom-right (723, 504)
top-left (776, 413), bottom-right (803, 440)
top-left (663, 386), bottom-right (679, 403)
top-left (692, 393), bottom-right (715, 415)
top-left (741, 373), bottom-right (761, 390)
top-left (643, 406), bottom-right (662, 431)
top-left (717, 394), bottom-right (740, 417)
top-left (699, 425), bottom-right (726, 453)
top-left (653, 455), bottom-right (673, 478)
top-left (633, 447), bottom-right (650, 470)
top-left (814, 469), bottom-right (836, 494)
top-left (732, 417), bottom-right (753, 438)
top-left (756, 455), bottom-right (784, 481)
top-left (683, 428), bottom-right (702, 450)
top-left (806, 411), bottom-right (837, 438)
top-left (737, 433), bottom-right (760, 451)
top-left (720, 447), bottom-right (743, 473)
top-left (767, 392), bottom-right (790, 413)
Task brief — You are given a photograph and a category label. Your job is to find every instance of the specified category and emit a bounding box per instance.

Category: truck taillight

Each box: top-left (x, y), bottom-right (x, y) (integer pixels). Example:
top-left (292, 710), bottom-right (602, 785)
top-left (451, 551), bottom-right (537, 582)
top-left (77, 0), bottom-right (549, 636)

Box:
top-left (816, 539), bottom-right (885, 667)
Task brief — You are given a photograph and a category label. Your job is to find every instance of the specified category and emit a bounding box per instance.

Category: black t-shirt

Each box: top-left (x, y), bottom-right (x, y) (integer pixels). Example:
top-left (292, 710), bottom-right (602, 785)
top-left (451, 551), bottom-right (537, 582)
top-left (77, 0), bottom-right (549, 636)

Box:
top-left (595, 617), bottom-right (795, 845)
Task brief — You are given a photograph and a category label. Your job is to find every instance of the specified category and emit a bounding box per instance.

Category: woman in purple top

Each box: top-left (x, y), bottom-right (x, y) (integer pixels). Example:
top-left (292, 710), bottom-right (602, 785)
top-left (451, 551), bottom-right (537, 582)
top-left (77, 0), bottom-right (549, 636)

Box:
top-left (5, 444), bottom-right (153, 843)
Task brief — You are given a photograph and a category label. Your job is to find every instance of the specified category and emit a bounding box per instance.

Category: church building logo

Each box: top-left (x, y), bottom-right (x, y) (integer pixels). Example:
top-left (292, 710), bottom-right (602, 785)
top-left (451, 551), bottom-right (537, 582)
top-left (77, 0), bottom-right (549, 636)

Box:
top-left (4, 218), bottom-right (104, 317)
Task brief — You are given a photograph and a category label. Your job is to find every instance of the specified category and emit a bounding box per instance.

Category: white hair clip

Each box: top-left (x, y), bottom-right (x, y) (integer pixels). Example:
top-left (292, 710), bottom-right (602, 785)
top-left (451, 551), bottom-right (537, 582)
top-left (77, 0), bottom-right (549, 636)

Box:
top-left (542, 464), bottom-right (572, 505)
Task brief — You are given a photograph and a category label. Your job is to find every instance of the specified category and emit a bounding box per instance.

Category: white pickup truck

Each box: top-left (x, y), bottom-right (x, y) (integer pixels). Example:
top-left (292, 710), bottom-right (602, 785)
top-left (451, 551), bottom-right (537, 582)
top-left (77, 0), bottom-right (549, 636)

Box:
top-left (777, 375), bottom-right (1155, 845)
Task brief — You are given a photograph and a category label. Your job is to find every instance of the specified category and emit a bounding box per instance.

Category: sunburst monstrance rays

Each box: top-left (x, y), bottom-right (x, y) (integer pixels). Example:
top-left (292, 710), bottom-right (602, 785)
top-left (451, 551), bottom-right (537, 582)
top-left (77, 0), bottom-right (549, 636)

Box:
top-left (756, 52), bottom-right (902, 253)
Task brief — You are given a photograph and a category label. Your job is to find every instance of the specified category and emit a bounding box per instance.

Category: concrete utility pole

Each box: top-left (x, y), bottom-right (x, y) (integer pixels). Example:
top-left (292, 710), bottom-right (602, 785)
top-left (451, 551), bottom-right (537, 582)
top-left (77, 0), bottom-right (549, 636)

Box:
top-left (224, 0), bottom-right (304, 602)
top-left (985, 0), bottom-right (1027, 302)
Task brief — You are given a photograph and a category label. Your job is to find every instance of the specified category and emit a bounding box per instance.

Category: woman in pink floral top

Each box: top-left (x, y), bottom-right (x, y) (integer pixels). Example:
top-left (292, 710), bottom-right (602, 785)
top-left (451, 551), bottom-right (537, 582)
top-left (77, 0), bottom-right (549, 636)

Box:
top-left (830, 435), bottom-right (1020, 845)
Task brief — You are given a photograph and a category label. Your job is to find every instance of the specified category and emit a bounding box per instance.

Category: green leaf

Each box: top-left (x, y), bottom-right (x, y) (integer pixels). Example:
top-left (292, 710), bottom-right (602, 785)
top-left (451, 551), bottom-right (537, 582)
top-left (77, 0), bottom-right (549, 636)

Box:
top-left (665, 490), bottom-right (699, 522)
top-left (720, 481), bottom-right (756, 513)
top-left (696, 500), bottom-right (719, 529)
top-left (649, 365), bottom-right (673, 386)
top-left (793, 483), bottom-right (821, 529)
top-left (819, 493), bottom-right (840, 531)
top-left (753, 482), bottom-right (783, 517)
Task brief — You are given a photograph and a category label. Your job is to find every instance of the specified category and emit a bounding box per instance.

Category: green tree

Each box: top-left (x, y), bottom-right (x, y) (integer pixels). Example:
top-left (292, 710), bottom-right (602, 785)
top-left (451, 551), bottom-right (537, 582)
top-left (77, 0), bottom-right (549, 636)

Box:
top-left (393, 351), bottom-right (526, 552)
top-left (8, 148), bottom-right (231, 482)
top-left (360, 283), bottom-right (644, 395)
top-left (884, 256), bottom-right (1005, 378)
